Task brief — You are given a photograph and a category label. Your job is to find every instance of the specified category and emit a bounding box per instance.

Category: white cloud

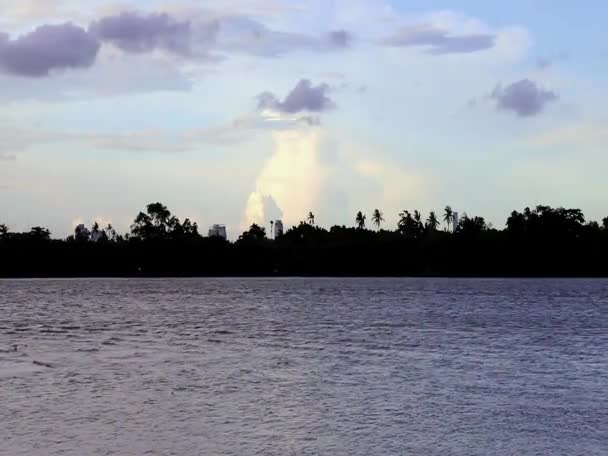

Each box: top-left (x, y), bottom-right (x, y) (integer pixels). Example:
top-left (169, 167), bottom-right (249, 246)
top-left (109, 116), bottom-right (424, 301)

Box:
top-left (242, 127), bottom-right (329, 229)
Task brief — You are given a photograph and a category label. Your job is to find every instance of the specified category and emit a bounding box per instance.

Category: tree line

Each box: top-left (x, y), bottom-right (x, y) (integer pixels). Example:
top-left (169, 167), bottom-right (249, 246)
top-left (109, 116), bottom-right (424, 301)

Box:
top-left (2, 202), bottom-right (608, 277)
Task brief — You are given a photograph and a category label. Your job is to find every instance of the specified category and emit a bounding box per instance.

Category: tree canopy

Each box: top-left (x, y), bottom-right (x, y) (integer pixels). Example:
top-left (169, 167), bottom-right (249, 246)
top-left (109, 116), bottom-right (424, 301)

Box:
top-left (2, 203), bottom-right (608, 277)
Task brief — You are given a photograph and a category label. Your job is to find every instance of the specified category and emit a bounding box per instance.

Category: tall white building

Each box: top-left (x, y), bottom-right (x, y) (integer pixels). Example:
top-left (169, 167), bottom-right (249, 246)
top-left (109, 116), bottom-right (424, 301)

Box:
top-left (274, 220), bottom-right (284, 238)
top-left (452, 212), bottom-right (459, 233)
top-left (208, 224), bottom-right (227, 240)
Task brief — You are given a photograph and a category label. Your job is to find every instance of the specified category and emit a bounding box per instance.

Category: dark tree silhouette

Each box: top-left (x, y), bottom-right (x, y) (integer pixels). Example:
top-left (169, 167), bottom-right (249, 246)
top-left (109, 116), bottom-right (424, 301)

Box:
top-left (398, 210), bottom-right (423, 239)
top-left (2, 202), bottom-right (608, 277)
top-left (443, 206), bottom-right (453, 232)
top-left (426, 211), bottom-right (439, 231)
top-left (307, 212), bottom-right (315, 226)
top-left (372, 209), bottom-right (384, 230)
top-left (356, 211), bottom-right (366, 230)
top-left (29, 226), bottom-right (51, 241)
top-left (239, 224), bottom-right (267, 242)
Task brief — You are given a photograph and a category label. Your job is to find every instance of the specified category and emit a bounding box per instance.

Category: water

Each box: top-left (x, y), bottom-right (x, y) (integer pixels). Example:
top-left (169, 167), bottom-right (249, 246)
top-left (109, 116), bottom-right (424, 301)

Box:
top-left (1, 278), bottom-right (606, 456)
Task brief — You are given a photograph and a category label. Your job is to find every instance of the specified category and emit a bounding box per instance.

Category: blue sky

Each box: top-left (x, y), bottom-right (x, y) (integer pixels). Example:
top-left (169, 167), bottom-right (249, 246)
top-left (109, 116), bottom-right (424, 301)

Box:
top-left (0, 0), bottom-right (607, 238)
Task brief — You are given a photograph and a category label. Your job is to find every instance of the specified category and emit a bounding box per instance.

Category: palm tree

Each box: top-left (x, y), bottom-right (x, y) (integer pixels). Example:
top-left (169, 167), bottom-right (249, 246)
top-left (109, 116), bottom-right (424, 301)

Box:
top-left (426, 211), bottom-right (439, 231)
top-left (443, 205), bottom-right (453, 232)
top-left (372, 209), bottom-right (384, 230)
top-left (105, 224), bottom-right (117, 242)
top-left (356, 211), bottom-right (366, 230)
top-left (307, 212), bottom-right (315, 225)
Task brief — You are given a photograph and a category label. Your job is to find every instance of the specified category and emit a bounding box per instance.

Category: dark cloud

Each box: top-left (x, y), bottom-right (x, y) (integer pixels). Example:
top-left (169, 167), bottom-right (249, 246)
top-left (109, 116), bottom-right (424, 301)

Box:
top-left (0, 23), bottom-right (100, 77)
top-left (383, 24), bottom-right (495, 54)
top-left (327, 30), bottom-right (352, 48)
top-left (257, 79), bottom-right (335, 114)
top-left (0, 10), bottom-right (353, 79)
top-left (90, 11), bottom-right (193, 56)
top-left (491, 79), bottom-right (558, 117)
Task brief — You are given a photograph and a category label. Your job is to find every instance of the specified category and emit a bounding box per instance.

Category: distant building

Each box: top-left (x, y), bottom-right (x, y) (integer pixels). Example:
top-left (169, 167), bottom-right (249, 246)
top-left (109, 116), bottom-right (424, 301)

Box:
top-left (75, 224), bottom-right (90, 241)
top-left (208, 224), bottom-right (227, 240)
top-left (274, 220), bottom-right (284, 238)
top-left (452, 212), bottom-right (459, 233)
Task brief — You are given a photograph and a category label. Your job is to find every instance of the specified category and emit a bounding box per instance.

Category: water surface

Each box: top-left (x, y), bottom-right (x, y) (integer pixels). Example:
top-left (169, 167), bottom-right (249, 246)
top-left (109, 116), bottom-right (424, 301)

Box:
top-left (1, 278), bottom-right (606, 455)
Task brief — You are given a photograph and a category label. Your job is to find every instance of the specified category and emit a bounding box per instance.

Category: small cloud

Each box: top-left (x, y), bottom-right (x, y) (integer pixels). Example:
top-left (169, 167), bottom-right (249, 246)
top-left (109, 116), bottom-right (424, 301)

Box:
top-left (536, 51), bottom-right (568, 69)
top-left (491, 79), bottom-right (558, 117)
top-left (327, 30), bottom-right (352, 48)
top-left (257, 79), bottom-right (335, 114)
top-left (0, 23), bottom-right (100, 77)
top-left (382, 24), bottom-right (495, 54)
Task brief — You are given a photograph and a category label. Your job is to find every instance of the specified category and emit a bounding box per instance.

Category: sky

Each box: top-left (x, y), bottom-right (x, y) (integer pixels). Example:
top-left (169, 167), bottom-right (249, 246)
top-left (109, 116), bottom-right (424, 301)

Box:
top-left (1, 0), bottom-right (607, 238)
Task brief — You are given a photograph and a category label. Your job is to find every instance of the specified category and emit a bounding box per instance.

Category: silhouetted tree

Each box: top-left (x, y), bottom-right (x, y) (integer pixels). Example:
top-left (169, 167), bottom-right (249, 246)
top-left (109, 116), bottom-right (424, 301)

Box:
top-left (356, 211), bottom-right (366, 230)
top-left (3, 202), bottom-right (608, 278)
top-left (239, 224), bottom-right (267, 242)
top-left (105, 224), bottom-right (117, 242)
top-left (307, 212), bottom-right (315, 225)
top-left (372, 209), bottom-right (384, 230)
top-left (398, 210), bottom-right (423, 239)
top-left (29, 226), bottom-right (50, 241)
top-left (456, 214), bottom-right (487, 236)
top-left (443, 206), bottom-right (454, 232)
top-left (426, 211), bottom-right (439, 231)
top-left (74, 224), bottom-right (89, 242)
top-left (131, 202), bottom-right (179, 240)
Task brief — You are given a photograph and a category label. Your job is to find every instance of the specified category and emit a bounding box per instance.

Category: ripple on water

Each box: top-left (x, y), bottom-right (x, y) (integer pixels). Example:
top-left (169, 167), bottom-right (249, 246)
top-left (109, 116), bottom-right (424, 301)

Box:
top-left (0, 278), bottom-right (607, 456)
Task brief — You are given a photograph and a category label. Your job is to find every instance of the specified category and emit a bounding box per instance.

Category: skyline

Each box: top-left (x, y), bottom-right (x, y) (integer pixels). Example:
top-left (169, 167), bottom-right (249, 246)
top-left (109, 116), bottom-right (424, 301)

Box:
top-left (1, 1), bottom-right (607, 239)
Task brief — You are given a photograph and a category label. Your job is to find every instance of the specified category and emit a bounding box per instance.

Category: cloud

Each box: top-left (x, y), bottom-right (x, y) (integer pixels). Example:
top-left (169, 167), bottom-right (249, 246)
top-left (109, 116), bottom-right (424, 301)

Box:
top-left (536, 51), bottom-right (568, 69)
top-left (243, 128), bottom-right (329, 229)
top-left (243, 193), bottom-right (283, 229)
top-left (327, 30), bottom-right (352, 48)
top-left (0, 23), bottom-right (100, 77)
top-left (89, 11), bottom-right (195, 56)
top-left (382, 24), bottom-right (495, 54)
top-left (257, 79), bottom-right (335, 114)
top-left (90, 11), bottom-right (354, 60)
top-left (0, 9), bottom-right (355, 80)
top-left (491, 79), bottom-right (558, 117)
top-left (212, 16), bottom-right (352, 57)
